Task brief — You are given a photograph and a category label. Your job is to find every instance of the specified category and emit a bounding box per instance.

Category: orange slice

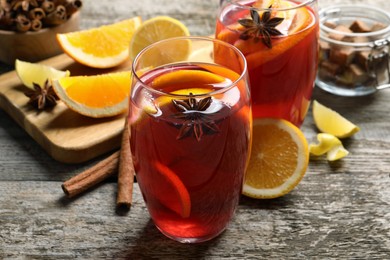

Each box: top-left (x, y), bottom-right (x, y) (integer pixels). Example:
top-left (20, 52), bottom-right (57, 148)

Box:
top-left (152, 70), bottom-right (226, 90)
top-left (53, 71), bottom-right (131, 118)
top-left (154, 161), bottom-right (191, 218)
top-left (57, 17), bottom-right (142, 68)
top-left (245, 7), bottom-right (314, 67)
top-left (243, 118), bottom-right (309, 199)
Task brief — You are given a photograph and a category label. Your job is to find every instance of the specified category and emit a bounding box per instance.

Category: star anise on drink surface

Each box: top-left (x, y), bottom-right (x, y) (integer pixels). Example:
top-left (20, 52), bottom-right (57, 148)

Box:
top-left (24, 79), bottom-right (59, 110)
top-left (238, 6), bottom-right (284, 49)
top-left (172, 93), bottom-right (219, 141)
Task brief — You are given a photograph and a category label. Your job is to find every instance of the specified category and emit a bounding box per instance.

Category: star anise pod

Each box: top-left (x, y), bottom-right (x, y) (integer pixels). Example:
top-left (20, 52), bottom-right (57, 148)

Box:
top-left (238, 6), bottom-right (284, 49)
top-left (24, 79), bottom-right (59, 110)
top-left (172, 93), bottom-right (219, 141)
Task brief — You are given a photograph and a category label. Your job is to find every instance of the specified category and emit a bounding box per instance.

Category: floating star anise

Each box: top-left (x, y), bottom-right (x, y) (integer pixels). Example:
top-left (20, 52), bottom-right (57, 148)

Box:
top-left (24, 79), bottom-right (59, 110)
top-left (172, 93), bottom-right (219, 141)
top-left (238, 6), bottom-right (284, 49)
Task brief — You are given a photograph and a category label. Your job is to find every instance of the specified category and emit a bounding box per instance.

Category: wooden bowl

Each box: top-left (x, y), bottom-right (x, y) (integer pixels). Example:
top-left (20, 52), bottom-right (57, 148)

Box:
top-left (0, 11), bottom-right (80, 65)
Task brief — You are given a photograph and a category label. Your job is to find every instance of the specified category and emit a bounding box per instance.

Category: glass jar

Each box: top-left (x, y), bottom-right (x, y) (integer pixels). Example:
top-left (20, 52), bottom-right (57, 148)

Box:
top-left (316, 5), bottom-right (390, 96)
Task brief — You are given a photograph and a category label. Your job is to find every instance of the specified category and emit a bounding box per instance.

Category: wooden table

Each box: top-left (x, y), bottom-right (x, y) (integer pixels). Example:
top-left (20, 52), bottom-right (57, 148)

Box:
top-left (1, 0), bottom-right (389, 258)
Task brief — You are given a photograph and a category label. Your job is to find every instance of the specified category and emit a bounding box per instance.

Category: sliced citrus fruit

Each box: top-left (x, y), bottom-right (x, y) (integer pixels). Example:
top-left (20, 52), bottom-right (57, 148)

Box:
top-left (309, 133), bottom-right (349, 161)
top-left (152, 70), bottom-right (226, 89)
top-left (53, 71), bottom-right (131, 118)
top-left (57, 17), bottom-right (142, 68)
top-left (243, 118), bottom-right (309, 199)
top-left (129, 16), bottom-right (190, 66)
top-left (15, 59), bottom-right (70, 89)
top-left (312, 100), bottom-right (360, 138)
top-left (245, 6), bottom-right (314, 67)
top-left (154, 161), bottom-right (191, 218)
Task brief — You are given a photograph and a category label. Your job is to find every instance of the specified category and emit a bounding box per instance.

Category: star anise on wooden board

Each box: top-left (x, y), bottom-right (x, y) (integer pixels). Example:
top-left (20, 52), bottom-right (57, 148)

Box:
top-left (238, 6), bottom-right (284, 49)
top-left (172, 93), bottom-right (219, 141)
top-left (24, 79), bottom-right (59, 110)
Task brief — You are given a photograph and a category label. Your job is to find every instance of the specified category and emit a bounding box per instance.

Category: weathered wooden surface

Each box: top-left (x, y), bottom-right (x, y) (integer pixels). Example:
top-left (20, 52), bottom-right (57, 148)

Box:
top-left (1, 0), bottom-right (390, 258)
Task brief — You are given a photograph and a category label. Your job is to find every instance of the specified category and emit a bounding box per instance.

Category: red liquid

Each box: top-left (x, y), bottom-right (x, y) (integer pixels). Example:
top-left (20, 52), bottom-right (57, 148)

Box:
top-left (129, 63), bottom-right (251, 242)
top-left (216, 0), bottom-right (319, 126)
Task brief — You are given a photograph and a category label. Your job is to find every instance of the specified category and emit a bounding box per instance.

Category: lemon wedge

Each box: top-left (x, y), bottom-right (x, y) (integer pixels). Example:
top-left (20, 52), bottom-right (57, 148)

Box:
top-left (15, 59), bottom-right (70, 89)
top-left (312, 100), bottom-right (360, 138)
top-left (309, 133), bottom-right (349, 161)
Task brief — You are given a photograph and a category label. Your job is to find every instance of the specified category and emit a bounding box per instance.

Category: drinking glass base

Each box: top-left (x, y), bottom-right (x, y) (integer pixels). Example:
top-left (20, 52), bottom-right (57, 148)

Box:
top-left (156, 225), bottom-right (227, 244)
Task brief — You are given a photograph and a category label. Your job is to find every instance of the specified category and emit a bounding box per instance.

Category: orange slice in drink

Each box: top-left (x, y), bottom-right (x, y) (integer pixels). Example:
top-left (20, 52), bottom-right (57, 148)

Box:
top-left (154, 161), bottom-right (191, 218)
top-left (152, 70), bottom-right (226, 90)
top-left (245, 6), bottom-right (314, 68)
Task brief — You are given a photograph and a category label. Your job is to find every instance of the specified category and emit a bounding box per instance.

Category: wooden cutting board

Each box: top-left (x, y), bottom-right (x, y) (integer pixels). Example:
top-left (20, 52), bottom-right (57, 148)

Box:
top-left (0, 54), bottom-right (133, 164)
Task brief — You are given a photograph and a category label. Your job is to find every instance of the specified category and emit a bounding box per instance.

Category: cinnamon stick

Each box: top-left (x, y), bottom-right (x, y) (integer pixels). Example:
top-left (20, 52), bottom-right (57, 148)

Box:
top-left (116, 118), bottom-right (135, 208)
top-left (44, 5), bottom-right (67, 25)
top-left (15, 15), bottom-right (31, 32)
top-left (31, 19), bottom-right (42, 31)
top-left (41, 0), bottom-right (55, 13)
top-left (62, 151), bottom-right (120, 198)
top-left (65, 0), bottom-right (82, 17)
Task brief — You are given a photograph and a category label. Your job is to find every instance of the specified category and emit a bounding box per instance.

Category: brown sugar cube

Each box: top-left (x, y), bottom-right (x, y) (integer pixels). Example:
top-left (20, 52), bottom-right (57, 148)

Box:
top-left (371, 22), bottom-right (387, 32)
top-left (356, 51), bottom-right (370, 69)
top-left (319, 41), bottom-right (331, 60)
top-left (329, 47), bottom-right (355, 66)
top-left (328, 25), bottom-right (354, 42)
top-left (320, 60), bottom-right (341, 75)
top-left (349, 20), bottom-right (371, 33)
top-left (323, 21), bottom-right (337, 29)
top-left (348, 63), bottom-right (368, 84)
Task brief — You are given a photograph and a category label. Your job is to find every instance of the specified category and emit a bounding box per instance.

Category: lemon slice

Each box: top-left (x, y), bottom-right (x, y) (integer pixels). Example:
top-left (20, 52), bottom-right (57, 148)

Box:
top-left (129, 16), bottom-right (190, 66)
top-left (243, 118), bottom-right (309, 199)
top-left (312, 100), bottom-right (360, 138)
top-left (15, 59), bottom-right (70, 89)
top-left (309, 133), bottom-right (349, 161)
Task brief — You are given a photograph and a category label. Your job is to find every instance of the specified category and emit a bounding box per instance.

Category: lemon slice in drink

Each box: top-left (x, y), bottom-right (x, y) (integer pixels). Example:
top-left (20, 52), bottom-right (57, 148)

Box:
top-left (15, 59), bottom-right (70, 89)
top-left (312, 100), bottom-right (360, 138)
top-left (243, 118), bottom-right (309, 199)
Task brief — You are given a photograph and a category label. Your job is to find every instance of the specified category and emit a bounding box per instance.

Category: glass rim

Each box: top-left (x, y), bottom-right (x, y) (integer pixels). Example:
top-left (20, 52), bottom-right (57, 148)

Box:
top-left (319, 4), bottom-right (390, 48)
top-left (319, 4), bottom-right (390, 38)
top-left (131, 36), bottom-right (248, 98)
top-left (224, 0), bottom-right (317, 12)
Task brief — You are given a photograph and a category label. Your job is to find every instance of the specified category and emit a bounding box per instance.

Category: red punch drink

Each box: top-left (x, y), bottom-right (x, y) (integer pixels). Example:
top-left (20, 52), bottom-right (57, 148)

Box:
top-left (216, 0), bottom-right (319, 126)
top-left (129, 37), bottom-right (252, 243)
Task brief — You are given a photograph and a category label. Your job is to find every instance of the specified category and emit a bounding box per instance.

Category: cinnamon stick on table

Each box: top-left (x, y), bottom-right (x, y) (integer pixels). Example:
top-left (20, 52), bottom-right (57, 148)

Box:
top-left (116, 118), bottom-right (135, 208)
top-left (62, 151), bottom-right (119, 198)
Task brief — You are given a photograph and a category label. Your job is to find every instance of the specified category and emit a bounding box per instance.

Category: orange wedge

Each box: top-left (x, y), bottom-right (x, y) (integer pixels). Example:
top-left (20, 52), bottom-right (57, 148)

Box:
top-left (154, 161), bottom-right (191, 218)
top-left (53, 71), bottom-right (131, 118)
top-left (152, 70), bottom-right (226, 90)
top-left (243, 118), bottom-right (309, 199)
top-left (245, 7), bottom-right (314, 67)
top-left (57, 17), bottom-right (142, 68)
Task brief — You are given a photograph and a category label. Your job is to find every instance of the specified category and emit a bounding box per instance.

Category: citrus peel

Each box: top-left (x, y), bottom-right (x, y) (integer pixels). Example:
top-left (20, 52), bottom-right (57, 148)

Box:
top-left (309, 133), bottom-right (349, 161)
